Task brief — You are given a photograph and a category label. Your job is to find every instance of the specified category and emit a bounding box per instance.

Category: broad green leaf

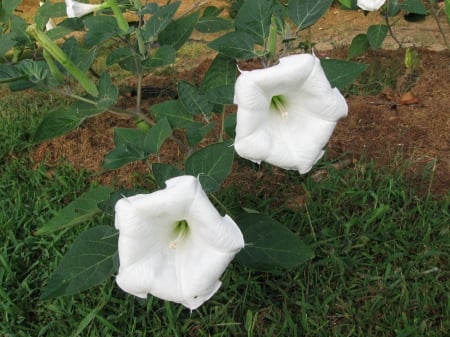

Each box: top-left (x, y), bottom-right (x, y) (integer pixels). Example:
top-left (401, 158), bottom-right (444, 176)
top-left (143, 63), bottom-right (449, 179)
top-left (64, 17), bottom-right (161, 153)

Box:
top-left (46, 18), bottom-right (85, 40)
top-left (143, 2), bottom-right (180, 39)
top-left (178, 81), bottom-right (212, 117)
top-left (61, 37), bottom-right (97, 72)
top-left (114, 127), bottom-right (146, 148)
top-left (387, 0), bottom-right (402, 16)
top-left (208, 31), bottom-right (256, 59)
top-left (159, 11), bottom-right (200, 50)
top-left (35, 2), bottom-right (66, 29)
top-left (186, 121), bottom-right (216, 146)
top-left (288, 0), bottom-right (333, 31)
top-left (143, 118), bottom-right (172, 154)
top-left (196, 7), bottom-right (233, 33)
top-left (106, 47), bottom-right (134, 66)
top-left (367, 24), bottom-right (388, 49)
top-left (103, 128), bottom-right (147, 169)
top-left (70, 100), bottom-right (104, 119)
top-left (206, 85), bottom-right (235, 105)
top-left (152, 100), bottom-right (193, 128)
top-left (235, 0), bottom-right (277, 45)
top-left (103, 144), bottom-right (146, 169)
top-left (41, 226), bottom-right (118, 300)
top-left (152, 163), bottom-right (184, 188)
top-left (185, 141), bottom-right (234, 192)
top-left (1, 0), bottom-right (22, 17)
top-left (402, 0), bottom-right (428, 15)
top-left (321, 58), bottom-right (368, 90)
top-left (36, 186), bottom-right (114, 235)
top-left (336, 0), bottom-right (355, 9)
top-left (84, 16), bottom-right (122, 48)
top-left (348, 33), bottom-right (369, 59)
top-left (33, 108), bottom-right (82, 143)
top-left (98, 189), bottom-right (147, 216)
top-left (0, 64), bottom-right (26, 83)
top-left (235, 212), bottom-right (314, 270)
top-left (0, 35), bottom-right (16, 57)
top-left (201, 54), bottom-right (236, 92)
top-left (96, 72), bottom-right (119, 110)
top-left (142, 45), bottom-right (176, 69)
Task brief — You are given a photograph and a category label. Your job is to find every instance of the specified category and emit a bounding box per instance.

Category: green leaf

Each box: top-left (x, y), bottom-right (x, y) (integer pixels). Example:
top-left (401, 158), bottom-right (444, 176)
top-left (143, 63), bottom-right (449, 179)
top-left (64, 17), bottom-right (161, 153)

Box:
top-left (201, 54), bottom-right (236, 91)
top-left (152, 163), bottom-right (184, 188)
top-left (152, 100), bottom-right (193, 128)
top-left (288, 0), bottom-right (333, 31)
top-left (41, 226), bottom-right (118, 300)
top-left (402, 0), bottom-right (428, 15)
top-left (106, 47), bottom-right (134, 66)
top-left (84, 16), bottom-right (122, 48)
top-left (61, 37), bottom-right (97, 72)
top-left (367, 24), bottom-right (388, 49)
top-left (33, 108), bottom-right (82, 143)
top-left (96, 72), bottom-right (119, 110)
top-left (235, 0), bottom-right (277, 45)
top-left (159, 11), bottom-right (200, 50)
top-left (103, 128), bottom-right (147, 169)
top-left (186, 121), bottom-right (216, 146)
top-left (103, 144), bottom-right (146, 169)
top-left (36, 186), bottom-right (114, 235)
top-left (235, 212), bottom-right (315, 270)
top-left (185, 141), bottom-right (234, 192)
top-left (0, 35), bottom-right (16, 57)
top-left (206, 85), bottom-right (235, 105)
top-left (143, 118), bottom-right (172, 154)
top-left (208, 31), bottom-right (256, 59)
top-left (143, 2), bottom-right (180, 39)
top-left (224, 112), bottom-right (237, 138)
top-left (178, 81), bottom-right (212, 117)
top-left (98, 189), bottom-right (147, 216)
top-left (387, 0), bottom-right (402, 16)
top-left (196, 7), bottom-right (233, 33)
top-left (348, 33), bottom-right (369, 59)
top-left (142, 45), bottom-right (176, 69)
top-left (0, 64), bottom-right (26, 83)
top-left (321, 58), bottom-right (368, 90)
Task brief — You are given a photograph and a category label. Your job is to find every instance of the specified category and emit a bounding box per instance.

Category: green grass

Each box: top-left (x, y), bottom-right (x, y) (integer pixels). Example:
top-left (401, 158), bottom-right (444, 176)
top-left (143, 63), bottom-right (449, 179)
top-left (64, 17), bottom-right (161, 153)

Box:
top-left (0, 91), bottom-right (449, 337)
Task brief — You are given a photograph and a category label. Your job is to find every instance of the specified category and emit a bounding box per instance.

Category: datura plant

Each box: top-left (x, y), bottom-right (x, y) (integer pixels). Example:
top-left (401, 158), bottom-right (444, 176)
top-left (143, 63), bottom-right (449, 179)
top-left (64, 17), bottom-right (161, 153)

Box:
top-left (115, 175), bottom-right (245, 310)
top-left (233, 54), bottom-right (348, 174)
top-left (0, 0), bottom-right (431, 312)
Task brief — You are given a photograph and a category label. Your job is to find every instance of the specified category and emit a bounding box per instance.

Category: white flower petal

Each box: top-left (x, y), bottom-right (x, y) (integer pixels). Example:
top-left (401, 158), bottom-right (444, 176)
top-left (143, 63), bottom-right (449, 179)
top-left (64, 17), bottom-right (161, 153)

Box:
top-left (234, 53), bottom-right (348, 174)
top-left (65, 0), bottom-right (102, 18)
top-left (357, 0), bottom-right (386, 11)
top-left (115, 175), bottom-right (244, 310)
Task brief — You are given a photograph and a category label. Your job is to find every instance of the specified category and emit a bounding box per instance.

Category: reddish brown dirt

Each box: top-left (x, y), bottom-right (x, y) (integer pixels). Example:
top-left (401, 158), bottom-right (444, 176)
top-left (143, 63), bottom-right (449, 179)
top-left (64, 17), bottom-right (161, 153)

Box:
top-left (16, 1), bottom-right (450, 196)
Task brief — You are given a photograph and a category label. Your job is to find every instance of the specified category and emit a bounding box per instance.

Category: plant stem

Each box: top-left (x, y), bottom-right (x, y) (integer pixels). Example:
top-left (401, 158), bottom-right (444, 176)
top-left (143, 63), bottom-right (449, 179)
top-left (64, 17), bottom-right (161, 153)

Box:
top-left (429, 0), bottom-right (450, 50)
top-left (384, 2), bottom-right (402, 49)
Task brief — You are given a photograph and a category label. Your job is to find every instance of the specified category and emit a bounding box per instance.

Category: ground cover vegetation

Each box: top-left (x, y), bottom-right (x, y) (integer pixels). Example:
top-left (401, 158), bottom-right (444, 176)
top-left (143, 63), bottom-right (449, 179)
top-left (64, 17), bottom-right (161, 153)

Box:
top-left (1, 0), bottom-right (449, 336)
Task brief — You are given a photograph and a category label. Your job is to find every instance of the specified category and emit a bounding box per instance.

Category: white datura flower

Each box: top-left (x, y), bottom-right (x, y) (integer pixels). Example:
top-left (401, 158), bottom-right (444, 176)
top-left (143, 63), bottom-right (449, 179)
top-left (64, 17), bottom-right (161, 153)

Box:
top-left (357, 0), bottom-right (386, 11)
top-left (233, 54), bottom-right (348, 174)
top-left (64, 0), bottom-right (108, 18)
top-left (114, 175), bottom-right (245, 310)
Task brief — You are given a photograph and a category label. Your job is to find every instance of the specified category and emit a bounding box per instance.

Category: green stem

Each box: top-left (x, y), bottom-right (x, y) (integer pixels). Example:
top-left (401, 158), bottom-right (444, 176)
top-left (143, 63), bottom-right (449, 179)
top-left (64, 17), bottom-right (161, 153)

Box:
top-left (107, 0), bottom-right (129, 33)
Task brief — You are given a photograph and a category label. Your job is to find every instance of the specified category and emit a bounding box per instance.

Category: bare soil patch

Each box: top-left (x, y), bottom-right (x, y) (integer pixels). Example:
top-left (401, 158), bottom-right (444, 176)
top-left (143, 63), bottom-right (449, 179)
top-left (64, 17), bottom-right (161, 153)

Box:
top-left (17, 1), bottom-right (449, 196)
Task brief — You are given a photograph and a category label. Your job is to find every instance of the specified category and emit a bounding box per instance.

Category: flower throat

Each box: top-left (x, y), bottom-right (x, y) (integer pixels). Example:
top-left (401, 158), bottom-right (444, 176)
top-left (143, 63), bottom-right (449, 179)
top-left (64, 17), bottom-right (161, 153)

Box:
top-left (270, 95), bottom-right (288, 118)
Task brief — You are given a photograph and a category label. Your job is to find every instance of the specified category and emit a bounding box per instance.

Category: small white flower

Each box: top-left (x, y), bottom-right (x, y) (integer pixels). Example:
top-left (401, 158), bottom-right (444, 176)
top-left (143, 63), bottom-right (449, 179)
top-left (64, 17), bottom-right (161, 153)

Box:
top-left (64, 0), bottom-right (108, 18)
top-left (357, 0), bottom-right (386, 11)
top-left (114, 175), bottom-right (245, 310)
top-left (233, 54), bottom-right (348, 174)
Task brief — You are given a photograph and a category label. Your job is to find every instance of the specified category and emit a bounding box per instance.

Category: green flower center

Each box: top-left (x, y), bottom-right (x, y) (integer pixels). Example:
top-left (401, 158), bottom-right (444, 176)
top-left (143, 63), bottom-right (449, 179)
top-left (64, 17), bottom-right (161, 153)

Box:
top-left (169, 220), bottom-right (189, 249)
top-left (270, 95), bottom-right (288, 118)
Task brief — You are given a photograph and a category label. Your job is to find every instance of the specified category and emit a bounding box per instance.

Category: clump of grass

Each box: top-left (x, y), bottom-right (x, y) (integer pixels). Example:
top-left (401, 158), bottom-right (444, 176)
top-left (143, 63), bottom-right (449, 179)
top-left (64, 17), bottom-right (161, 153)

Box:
top-left (0, 89), bottom-right (69, 159)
